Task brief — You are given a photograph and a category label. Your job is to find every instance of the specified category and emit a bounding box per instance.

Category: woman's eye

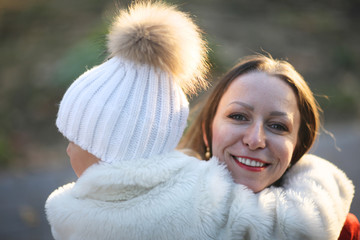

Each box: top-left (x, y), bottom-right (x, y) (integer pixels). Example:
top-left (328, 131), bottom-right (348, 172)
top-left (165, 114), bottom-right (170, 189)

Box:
top-left (269, 123), bottom-right (288, 132)
top-left (228, 113), bottom-right (248, 121)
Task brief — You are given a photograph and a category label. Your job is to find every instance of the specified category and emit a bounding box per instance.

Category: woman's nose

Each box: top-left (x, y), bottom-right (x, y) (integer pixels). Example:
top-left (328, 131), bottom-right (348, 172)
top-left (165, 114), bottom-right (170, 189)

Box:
top-left (243, 123), bottom-right (266, 150)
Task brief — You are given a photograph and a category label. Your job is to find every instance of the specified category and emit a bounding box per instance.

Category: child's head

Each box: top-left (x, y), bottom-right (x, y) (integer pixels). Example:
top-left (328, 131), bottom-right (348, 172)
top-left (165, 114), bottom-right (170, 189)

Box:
top-left (56, 2), bottom-right (209, 170)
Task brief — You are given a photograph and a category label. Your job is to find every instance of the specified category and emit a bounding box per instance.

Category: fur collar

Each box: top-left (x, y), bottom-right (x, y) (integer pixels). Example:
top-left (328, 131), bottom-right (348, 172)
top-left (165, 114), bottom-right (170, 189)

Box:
top-left (72, 150), bottom-right (196, 201)
top-left (223, 154), bottom-right (355, 240)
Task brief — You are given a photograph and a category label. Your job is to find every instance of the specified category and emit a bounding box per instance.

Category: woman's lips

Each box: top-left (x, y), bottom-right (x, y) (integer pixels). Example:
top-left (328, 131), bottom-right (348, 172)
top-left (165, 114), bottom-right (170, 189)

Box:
top-left (232, 155), bottom-right (269, 172)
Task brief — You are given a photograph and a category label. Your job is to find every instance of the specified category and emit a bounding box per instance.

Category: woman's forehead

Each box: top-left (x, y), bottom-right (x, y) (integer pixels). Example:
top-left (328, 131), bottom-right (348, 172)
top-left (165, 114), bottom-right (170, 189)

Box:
top-left (220, 72), bottom-right (299, 113)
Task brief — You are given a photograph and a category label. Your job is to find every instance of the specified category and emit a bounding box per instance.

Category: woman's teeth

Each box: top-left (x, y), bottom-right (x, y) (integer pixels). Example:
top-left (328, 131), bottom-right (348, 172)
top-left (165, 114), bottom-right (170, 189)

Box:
top-left (235, 157), bottom-right (264, 167)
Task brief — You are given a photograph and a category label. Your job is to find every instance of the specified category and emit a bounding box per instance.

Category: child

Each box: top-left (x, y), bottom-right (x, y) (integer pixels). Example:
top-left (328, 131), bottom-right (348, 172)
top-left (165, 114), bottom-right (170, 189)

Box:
top-left (46, 1), bottom-right (354, 239)
top-left (45, 2), bottom-right (234, 239)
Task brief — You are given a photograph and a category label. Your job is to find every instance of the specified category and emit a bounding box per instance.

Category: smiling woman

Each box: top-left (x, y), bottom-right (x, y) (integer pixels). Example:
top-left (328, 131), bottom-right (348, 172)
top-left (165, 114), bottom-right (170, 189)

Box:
top-left (211, 71), bottom-right (300, 192)
top-left (179, 54), bottom-right (358, 239)
top-left (180, 55), bottom-right (319, 182)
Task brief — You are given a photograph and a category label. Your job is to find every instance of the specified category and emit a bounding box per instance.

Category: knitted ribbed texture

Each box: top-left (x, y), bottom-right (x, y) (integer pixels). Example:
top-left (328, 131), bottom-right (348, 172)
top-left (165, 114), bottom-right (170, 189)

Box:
top-left (56, 57), bottom-right (189, 163)
top-left (55, 1), bottom-right (208, 163)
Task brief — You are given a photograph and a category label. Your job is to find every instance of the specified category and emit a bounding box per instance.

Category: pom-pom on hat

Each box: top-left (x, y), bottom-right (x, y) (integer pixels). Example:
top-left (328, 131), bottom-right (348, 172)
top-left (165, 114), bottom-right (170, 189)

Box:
top-left (56, 1), bottom-right (209, 163)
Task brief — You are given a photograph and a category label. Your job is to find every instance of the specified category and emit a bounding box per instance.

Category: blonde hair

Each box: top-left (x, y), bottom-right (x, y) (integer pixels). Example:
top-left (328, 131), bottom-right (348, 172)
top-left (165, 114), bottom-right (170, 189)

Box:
top-left (179, 54), bottom-right (321, 167)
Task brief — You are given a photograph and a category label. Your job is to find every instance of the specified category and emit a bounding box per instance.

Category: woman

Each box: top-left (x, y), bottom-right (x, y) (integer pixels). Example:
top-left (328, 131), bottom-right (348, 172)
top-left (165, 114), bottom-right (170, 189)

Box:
top-left (179, 54), bottom-right (358, 239)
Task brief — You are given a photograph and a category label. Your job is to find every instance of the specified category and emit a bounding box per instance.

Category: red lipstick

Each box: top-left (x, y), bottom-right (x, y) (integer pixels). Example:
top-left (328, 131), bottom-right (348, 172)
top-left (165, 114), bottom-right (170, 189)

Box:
top-left (232, 155), bottom-right (269, 172)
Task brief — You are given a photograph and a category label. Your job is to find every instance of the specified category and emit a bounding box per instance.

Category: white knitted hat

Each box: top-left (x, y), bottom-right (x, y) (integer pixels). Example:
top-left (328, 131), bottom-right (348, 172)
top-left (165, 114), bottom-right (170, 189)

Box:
top-left (56, 1), bottom-right (209, 163)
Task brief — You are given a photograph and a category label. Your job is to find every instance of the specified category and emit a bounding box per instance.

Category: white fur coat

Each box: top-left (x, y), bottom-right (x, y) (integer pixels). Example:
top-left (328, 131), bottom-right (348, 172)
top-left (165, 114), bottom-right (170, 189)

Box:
top-left (46, 151), bottom-right (233, 240)
top-left (221, 154), bottom-right (354, 240)
top-left (46, 152), bottom-right (354, 240)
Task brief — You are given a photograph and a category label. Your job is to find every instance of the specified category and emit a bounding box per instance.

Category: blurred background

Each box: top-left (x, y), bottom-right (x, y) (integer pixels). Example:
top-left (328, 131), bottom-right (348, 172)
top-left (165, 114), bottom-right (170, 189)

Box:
top-left (0, 0), bottom-right (359, 239)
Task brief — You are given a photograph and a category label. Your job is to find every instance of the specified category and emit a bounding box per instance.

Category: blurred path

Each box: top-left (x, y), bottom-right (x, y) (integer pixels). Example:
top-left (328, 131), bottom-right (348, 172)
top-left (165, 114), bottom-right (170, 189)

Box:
top-left (0, 121), bottom-right (359, 239)
top-left (0, 166), bottom-right (76, 240)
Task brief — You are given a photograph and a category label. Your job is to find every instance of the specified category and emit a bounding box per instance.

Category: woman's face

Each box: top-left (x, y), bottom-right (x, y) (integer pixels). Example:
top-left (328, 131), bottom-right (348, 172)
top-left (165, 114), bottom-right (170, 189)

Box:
top-left (211, 71), bottom-right (300, 192)
top-left (67, 142), bottom-right (99, 177)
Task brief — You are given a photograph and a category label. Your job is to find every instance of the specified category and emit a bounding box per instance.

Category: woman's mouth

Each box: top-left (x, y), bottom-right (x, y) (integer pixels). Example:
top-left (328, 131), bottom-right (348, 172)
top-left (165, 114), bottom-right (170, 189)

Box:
top-left (232, 155), bottom-right (269, 172)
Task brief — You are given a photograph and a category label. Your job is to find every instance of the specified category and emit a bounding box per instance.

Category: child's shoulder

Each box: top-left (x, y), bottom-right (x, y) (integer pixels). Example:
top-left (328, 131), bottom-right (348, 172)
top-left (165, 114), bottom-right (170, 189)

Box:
top-left (46, 182), bottom-right (75, 203)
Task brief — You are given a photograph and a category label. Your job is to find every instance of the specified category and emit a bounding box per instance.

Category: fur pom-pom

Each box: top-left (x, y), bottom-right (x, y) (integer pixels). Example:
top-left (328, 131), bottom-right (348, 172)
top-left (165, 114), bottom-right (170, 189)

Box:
top-left (107, 1), bottom-right (209, 95)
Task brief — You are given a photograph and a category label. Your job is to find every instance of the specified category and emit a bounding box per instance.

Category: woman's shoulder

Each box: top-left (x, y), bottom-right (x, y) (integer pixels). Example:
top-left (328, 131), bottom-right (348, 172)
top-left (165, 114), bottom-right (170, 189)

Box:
top-left (273, 153), bottom-right (355, 239)
top-left (339, 213), bottom-right (360, 240)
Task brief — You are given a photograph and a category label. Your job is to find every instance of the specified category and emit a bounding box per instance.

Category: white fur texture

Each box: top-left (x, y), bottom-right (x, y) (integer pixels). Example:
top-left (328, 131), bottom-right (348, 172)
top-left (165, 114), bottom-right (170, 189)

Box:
top-left (46, 151), bottom-right (233, 240)
top-left (224, 154), bottom-right (354, 240)
top-left (275, 154), bottom-right (355, 239)
top-left (108, 1), bottom-right (209, 95)
top-left (46, 153), bottom-right (354, 240)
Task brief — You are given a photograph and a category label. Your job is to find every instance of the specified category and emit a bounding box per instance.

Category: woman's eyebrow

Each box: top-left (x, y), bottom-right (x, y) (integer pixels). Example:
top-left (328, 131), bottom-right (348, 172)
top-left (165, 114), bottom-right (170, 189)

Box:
top-left (228, 102), bottom-right (292, 119)
top-left (228, 101), bottom-right (254, 111)
top-left (270, 111), bottom-right (288, 116)
top-left (269, 111), bottom-right (294, 121)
